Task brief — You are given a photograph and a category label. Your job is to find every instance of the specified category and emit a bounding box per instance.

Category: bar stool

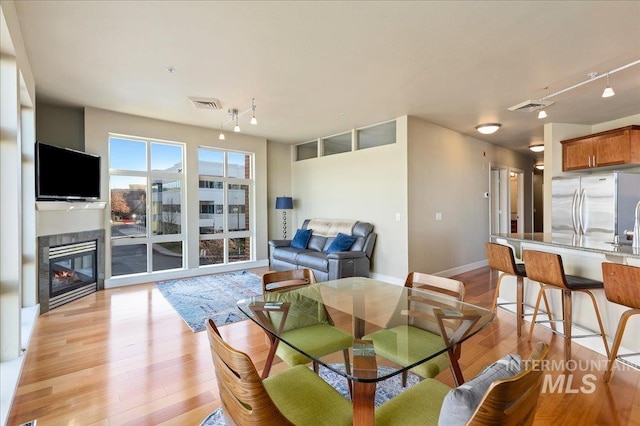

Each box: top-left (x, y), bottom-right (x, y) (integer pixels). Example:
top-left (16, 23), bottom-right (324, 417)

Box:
top-left (524, 249), bottom-right (610, 362)
top-left (485, 242), bottom-right (552, 336)
top-left (602, 262), bottom-right (640, 382)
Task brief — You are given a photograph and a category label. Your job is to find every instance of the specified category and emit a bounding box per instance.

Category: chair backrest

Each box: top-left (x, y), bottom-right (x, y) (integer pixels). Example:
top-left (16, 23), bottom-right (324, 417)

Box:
top-left (206, 319), bottom-right (294, 425)
top-left (522, 250), bottom-right (568, 289)
top-left (468, 342), bottom-right (550, 426)
top-left (405, 272), bottom-right (465, 301)
top-left (485, 242), bottom-right (520, 276)
top-left (602, 262), bottom-right (640, 309)
top-left (262, 268), bottom-right (317, 293)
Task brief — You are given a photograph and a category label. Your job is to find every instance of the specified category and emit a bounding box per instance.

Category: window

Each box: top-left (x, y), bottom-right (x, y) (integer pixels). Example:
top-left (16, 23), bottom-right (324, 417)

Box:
top-left (296, 141), bottom-right (318, 161)
top-left (109, 136), bottom-right (185, 277)
top-left (357, 121), bottom-right (396, 149)
top-left (322, 132), bottom-right (352, 156)
top-left (198, 148), bottom-right (254, 266)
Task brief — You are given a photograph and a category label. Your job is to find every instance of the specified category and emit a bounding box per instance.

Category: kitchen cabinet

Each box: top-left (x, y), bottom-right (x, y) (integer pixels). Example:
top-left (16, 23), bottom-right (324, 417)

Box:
top-left (561, 125), bottom-right (640, 171)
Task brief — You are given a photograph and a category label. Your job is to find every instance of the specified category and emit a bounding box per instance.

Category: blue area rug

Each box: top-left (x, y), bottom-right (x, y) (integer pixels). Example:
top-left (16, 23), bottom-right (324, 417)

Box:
top-left (200, 364), bottom-right (420, 425)
top-left (155, 270), bottom-right (262, 332)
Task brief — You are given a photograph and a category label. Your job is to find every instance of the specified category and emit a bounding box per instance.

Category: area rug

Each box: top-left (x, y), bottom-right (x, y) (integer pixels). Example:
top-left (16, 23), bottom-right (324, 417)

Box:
top-left (200, 364), bottom-right (420, 425)
top-left (155, 270), bottom-right (262, 332)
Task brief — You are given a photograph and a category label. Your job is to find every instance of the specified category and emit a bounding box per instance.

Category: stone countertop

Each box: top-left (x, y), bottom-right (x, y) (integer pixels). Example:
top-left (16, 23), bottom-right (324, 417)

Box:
top-left (491, 233), bottom-right (640, 259)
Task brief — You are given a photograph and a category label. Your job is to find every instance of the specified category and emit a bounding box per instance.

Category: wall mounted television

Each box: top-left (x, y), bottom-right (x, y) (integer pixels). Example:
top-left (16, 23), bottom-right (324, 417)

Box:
top-left (35, 141), bottom-right (101, 201)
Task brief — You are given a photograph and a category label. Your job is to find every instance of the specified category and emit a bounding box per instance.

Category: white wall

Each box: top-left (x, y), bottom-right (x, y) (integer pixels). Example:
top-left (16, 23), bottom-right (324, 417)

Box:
top-left (267, 140), bottom-right (293, 240)
top-left (291, 117), bottom-right (409, 281)
top-left (407, 116), bottom-right (534, 276)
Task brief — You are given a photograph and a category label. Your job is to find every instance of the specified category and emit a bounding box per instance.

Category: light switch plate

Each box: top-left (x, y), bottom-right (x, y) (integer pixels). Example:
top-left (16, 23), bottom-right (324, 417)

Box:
top-left (436, 212), bottom-right (443, 221)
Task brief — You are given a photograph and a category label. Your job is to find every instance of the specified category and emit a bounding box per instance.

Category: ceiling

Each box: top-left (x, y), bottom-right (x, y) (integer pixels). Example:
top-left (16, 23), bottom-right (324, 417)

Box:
top-left (12, 1), bottom-right (640, 160)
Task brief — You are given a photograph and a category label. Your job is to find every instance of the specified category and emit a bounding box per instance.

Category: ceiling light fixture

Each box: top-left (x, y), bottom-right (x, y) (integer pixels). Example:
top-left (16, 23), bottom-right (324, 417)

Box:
top-left (250, 98), bottom-right (258, 125)
top-left (475, 123), bottom-right (501, 135)
top-left (535, 164), bottom-right (544, 170)
top-left (529, 144), bottom-right (544, 152)
top-left (602, 72), bottom-right (615, 98)
top-left (537, 110), bottom-right (547, 119)
top-left (217, 99), bottom-right (258, 137)
top-left (537, 87), bottom-right (548, 119)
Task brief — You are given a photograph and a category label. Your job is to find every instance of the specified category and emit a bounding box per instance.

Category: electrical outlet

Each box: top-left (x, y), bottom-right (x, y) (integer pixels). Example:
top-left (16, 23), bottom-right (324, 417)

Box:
top-left (435, 212), bottom-right (443, 221)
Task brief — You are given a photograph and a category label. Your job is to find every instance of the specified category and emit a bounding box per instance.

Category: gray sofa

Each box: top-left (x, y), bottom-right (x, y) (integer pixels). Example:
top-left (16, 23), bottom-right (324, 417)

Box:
top-left (268, 219), bottom-right (377, 282)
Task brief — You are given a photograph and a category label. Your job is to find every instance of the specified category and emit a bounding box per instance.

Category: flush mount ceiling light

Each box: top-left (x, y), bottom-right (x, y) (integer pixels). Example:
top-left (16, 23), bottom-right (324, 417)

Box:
top-left (535, 164), bottom-right (544, 170)
top-left (475, 123), bottom-right (501, 135)
top-left (529, 144), bottom-right (544, 152)
top-left (602, 73), bottom-right (615, 98)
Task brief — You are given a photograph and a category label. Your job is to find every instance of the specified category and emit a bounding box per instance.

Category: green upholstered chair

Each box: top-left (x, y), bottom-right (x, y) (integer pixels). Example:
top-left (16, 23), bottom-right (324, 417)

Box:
top-left (375, 342), bottom-right (550, 426)
top-left (362, 272), bottom-right (465, 385)
top-left (261, 269), bottom-right (354, 381)
top-left (206, 319), bottom-right (353, 426)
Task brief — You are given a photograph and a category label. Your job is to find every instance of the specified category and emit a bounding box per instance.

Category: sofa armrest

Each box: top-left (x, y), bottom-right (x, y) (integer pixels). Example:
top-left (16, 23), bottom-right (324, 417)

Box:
top-left (326, 251), bottom-right (366, 260)
top-left (269, 239), bottom-right (291, 248)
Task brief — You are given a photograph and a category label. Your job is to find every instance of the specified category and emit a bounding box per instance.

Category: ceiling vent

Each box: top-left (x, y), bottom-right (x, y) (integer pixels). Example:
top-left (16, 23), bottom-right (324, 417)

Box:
top-left (508, 99), bottom-right (555, 112)
top-left (189, 97), bottom-right (223, 110)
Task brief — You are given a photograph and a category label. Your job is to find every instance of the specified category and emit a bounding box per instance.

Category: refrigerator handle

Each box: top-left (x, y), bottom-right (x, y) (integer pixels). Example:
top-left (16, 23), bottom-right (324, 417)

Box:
top-left (571, 189), bottom-right (579, 234)
top-left (577, 189), bottom-right (586, 235)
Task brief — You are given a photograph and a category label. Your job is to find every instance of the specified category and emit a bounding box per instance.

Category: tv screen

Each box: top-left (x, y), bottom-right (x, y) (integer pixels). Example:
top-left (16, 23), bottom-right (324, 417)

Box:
top-left (36, 141), bottom-right (101, 201)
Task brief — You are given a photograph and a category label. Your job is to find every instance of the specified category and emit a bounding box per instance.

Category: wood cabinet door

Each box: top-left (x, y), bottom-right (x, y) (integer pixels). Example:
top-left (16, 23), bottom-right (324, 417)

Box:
top-left (594, 130), bottom-right (629, 167)
top-left (563, 139), bottom-right (594, 171)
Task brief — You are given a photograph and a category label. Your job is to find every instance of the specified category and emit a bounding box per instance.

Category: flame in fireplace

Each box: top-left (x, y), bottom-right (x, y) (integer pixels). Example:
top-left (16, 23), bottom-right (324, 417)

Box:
top-left (54, 270), bottom-right (77, 281)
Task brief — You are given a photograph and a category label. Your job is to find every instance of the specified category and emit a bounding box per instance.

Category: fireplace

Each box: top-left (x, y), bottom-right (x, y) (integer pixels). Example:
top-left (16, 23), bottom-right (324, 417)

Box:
top-left (38, 229), bottom-right (105, 313)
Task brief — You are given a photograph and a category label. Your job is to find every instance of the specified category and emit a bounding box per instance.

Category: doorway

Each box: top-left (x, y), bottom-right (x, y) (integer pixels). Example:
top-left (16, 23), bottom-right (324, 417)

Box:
top-left (489, 165), bottom-right (524, 235)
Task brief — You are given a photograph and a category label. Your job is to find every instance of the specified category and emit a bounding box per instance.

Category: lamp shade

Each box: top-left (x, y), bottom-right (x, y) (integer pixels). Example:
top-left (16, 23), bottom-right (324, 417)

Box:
top-left (275, 196), bottom-right (293, 210)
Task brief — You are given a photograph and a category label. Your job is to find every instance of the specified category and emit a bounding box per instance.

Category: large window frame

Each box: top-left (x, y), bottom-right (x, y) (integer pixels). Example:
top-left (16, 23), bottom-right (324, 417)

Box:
top-left (109, 135), bottom-right (186, 278)
top-left (198, 147), bottom-right (255, 267)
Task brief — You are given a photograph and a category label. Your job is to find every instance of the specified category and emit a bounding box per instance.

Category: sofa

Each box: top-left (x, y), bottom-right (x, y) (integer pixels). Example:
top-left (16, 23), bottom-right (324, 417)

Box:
top-left (268, 219), bottom-right (377, 282)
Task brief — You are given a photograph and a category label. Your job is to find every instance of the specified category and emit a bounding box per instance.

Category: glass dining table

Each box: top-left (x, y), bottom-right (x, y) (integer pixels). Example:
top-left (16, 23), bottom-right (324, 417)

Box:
top-left (237, 277), bottom-right (495, 426)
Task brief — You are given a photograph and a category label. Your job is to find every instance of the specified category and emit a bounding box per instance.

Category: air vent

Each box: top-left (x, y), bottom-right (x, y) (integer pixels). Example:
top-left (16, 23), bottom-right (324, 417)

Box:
top-left (189, 97), bottom-right (223, 110)
top-left (508, 99), bottom-right (555, 112)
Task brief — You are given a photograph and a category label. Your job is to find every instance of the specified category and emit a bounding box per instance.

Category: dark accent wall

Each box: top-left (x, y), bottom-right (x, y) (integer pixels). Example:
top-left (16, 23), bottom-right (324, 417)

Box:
top-left (36, 101), bottom-right (85, 151)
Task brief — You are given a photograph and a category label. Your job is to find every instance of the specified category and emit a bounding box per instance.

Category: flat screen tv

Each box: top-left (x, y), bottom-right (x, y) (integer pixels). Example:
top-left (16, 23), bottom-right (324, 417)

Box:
top-left (36, 141), bottom-right (101, 201)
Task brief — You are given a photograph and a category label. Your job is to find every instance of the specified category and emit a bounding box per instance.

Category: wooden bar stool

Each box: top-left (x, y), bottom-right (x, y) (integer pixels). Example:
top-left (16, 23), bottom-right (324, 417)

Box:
top-left (524, 249), bottom-right (610, 362)
top-left (485, 242), bottom-right (552, 336)
top-left (602, 262), bottom-right (640, 382)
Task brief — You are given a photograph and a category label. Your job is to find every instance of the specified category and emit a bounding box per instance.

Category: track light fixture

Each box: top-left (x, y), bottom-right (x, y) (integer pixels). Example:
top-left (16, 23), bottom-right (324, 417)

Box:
top-left (602, 73), bottom-right (615, 98)
top-left (216, 98), bottom-right (259, 139)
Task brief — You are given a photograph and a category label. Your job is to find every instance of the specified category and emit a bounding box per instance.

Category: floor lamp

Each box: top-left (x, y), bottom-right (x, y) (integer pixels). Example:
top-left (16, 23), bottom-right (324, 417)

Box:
top-left (275, 196), bottom-right (293, 239)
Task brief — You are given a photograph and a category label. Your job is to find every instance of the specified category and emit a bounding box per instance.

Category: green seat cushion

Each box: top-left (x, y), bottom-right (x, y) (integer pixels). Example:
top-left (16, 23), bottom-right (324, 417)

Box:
top-left (375, 377), bottom-right (451, 426)
top-left (266, 285), bottom-right (329, 332)
top-left (277, 323), bottom-right (354, 365)
top-left (363, 325), bottom-right (450, 378)
top-left (264, 364), bottom-right (352, 426)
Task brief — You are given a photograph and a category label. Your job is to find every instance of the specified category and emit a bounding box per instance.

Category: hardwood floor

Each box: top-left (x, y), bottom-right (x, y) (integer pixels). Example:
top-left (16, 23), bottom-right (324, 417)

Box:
top-left (8, 266), bottom-right (640, 425)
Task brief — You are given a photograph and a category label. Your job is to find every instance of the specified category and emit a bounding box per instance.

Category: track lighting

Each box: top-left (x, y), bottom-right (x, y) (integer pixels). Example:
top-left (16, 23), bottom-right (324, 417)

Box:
top-left (217, 99), bottom-right (258, 137)
top-left (602, 73), bottom-right (615, 98)
top-left (250, 98), bottom-right (258, 125)
top-left (538, 109), bottom-right (547, 119)
top-left (475, 123), bottom-right (501, 135)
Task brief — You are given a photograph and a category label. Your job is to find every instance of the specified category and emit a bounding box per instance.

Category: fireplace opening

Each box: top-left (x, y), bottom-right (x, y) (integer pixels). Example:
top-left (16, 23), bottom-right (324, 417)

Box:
top-left (48, 240), bottom-right (97, 309)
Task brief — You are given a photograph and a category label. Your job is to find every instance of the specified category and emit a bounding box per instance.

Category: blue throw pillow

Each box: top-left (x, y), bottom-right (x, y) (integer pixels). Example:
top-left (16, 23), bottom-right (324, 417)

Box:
top-left (290, 229), bottom-right (313, 249)
top-left (326, 233), bottom-right (357, 253)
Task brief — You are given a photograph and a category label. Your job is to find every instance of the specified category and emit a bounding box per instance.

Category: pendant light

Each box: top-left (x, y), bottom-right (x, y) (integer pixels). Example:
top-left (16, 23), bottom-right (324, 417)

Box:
top-left (602, 73), bottom-right (615, 98)
top-left (250, 98), bottom-right (258, 125)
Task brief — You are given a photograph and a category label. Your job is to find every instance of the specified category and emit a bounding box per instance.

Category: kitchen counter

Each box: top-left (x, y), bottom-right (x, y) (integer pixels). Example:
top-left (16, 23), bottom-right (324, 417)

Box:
top-left (489, 232), bottom-right (640, 357)
top-left (492, 232), bottom-right (640, 259)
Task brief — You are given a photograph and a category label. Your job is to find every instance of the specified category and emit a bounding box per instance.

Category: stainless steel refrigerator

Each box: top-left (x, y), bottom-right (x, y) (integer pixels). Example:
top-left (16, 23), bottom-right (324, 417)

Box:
top-left (552, 172), bottom-right (640, 242)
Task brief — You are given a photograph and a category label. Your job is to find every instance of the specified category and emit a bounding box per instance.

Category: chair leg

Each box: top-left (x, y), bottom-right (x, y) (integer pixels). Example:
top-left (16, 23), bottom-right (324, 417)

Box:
top-left (540, 284), bottom-right (555, 332)
top-left (527, 285), bottom-right (546, 342)
top-left (582, 290), bottom-right (611, 358)
top-left (313, 361), bottom-right (319, 373)
top-left (604, 310), bottom-right (637, 382)
top-left (401, 370), bottom-right (408, 387)
top-left (562, 289), bottom-right (572, 362)
top-left (342, 348), bottom-right (353, 397)
top-left (491, 272), bottom-right (507, 313)
top-left (516, 276), bottom-right (524, 336)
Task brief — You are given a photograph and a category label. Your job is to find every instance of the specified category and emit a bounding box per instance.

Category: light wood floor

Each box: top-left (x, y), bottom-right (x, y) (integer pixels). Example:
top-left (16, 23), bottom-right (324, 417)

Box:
top-left (8, 266), bottom-right (640, 426)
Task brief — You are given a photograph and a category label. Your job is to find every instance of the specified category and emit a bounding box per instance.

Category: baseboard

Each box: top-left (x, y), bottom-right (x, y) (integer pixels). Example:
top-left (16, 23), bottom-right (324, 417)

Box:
top-left (105, 259), bottom-right (270, 288)
top-left (434, 259), bottom-right (489, 278)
